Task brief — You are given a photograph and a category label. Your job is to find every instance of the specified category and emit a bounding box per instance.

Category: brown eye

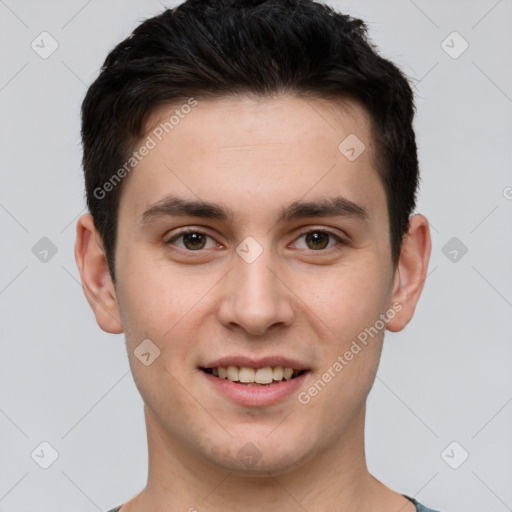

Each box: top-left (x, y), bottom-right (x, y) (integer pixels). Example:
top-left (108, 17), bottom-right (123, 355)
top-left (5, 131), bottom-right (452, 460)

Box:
top-left (304, 231), bottom-right (330, 250)
top-left (166, 230), bottom-right (216, 251)
top-left (182, 232), bottom-right (207, 250)
top-left (293, 230), bottom-right (342, 252)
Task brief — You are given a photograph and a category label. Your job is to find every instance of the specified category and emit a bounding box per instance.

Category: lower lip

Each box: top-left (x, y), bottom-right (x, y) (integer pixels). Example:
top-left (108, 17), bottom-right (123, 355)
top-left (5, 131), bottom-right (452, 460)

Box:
top-left (201, 370), bottom-right (309, 406)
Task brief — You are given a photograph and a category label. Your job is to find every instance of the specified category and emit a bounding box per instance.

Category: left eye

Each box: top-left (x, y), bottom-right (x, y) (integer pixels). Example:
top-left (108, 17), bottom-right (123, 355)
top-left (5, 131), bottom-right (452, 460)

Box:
top-left (292, 230), bottom-right (342, 251)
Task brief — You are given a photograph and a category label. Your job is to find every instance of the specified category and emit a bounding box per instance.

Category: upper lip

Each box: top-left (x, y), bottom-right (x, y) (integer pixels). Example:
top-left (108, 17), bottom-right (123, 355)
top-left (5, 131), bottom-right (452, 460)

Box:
top-left (201, 355), bottom-right (309, 371)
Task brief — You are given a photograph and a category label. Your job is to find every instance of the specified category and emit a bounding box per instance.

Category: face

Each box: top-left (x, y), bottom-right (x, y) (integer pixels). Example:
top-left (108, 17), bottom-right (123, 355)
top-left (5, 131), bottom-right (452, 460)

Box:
top-left (105, 95), bottom-right (401, 473)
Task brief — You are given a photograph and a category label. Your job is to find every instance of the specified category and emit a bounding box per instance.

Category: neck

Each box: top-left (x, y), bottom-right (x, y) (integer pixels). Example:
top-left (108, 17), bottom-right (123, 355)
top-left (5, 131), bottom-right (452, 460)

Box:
top-left (122, 403), bottom-right (409, 512)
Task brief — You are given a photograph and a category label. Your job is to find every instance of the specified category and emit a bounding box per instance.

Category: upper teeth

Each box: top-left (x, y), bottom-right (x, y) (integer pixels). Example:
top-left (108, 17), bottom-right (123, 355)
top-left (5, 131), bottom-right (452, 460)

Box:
top-left (210, 366), bottom-right (298, 383)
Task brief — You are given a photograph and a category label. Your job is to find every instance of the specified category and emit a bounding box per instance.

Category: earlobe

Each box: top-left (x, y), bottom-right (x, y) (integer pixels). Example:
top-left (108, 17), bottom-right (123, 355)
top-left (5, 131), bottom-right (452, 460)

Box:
top-left (386, 214), bottom-right (431, 333)
top-left (74, 214), bottom-right (123, 334)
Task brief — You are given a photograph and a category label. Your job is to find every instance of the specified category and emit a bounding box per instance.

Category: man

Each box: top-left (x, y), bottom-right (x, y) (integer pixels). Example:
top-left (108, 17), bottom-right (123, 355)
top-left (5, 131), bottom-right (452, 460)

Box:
top-left (75, 1), bottom-right (436, 510)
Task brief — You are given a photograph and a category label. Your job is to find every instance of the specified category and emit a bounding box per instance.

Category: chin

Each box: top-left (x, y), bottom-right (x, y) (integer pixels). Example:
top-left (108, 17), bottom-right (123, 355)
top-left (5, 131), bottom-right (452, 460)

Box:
top-left (204, 432), bottom-right (312, 476)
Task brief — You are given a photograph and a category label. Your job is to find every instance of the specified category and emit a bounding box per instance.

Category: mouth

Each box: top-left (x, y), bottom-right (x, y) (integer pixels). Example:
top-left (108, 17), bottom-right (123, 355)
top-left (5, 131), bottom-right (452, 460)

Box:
top-left (201, 366), bottom-right (308, 386)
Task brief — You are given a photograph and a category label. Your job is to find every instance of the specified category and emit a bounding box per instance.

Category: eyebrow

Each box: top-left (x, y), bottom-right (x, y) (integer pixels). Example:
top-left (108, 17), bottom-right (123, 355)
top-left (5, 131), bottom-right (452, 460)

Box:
top-left (140, 194), bottom-right (369, 225)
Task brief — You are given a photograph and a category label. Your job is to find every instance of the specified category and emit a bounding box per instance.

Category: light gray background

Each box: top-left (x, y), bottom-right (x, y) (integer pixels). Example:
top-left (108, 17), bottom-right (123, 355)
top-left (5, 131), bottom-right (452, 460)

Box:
top-left (1, 1), bottom-right (511, 511)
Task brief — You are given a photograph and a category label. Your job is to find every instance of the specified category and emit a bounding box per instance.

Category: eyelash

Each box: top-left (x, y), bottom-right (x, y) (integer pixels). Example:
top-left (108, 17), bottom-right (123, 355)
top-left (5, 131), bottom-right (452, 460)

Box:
top-left (165, 228), bottom-right (347, 254)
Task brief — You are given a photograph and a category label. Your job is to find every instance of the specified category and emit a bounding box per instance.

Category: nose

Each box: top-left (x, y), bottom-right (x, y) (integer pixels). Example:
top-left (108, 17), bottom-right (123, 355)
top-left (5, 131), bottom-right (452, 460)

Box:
top-left (216, 244), bottom-right (295, 336)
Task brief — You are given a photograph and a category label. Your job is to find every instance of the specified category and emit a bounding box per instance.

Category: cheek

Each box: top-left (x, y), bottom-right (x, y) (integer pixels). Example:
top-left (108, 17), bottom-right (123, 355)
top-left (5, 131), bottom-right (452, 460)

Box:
top-left (302, 262), bottom-right (390, 398)
top-left (303, 261), bottom-right (391, 341)
top-left (116, 250), bottom-right (194, 335)
top-left (115, 253), bottom-right (216, 384)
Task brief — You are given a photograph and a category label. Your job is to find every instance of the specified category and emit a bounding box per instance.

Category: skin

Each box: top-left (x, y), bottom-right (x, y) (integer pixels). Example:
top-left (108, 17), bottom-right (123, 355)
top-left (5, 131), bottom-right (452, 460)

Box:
top-left (75, 94), bottom-right (431, 512)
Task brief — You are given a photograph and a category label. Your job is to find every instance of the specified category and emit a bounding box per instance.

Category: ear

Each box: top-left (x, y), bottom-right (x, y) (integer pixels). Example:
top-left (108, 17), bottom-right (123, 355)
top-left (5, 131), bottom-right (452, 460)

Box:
top-left (74, 214), bottom-right (123, 334)
top-left (386, 214), bottom-right (431, 332)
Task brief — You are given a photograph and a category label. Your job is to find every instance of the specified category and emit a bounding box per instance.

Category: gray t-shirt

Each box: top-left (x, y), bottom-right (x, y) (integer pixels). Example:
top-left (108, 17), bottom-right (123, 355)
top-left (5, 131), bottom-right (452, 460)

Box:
top-left (105, 494), bottom-right (441, 511)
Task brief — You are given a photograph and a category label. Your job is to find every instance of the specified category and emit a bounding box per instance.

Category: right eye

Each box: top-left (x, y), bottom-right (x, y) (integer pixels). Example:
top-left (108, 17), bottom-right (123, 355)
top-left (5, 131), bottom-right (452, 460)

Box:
top-left (165, 229), bottom-right (220, 251)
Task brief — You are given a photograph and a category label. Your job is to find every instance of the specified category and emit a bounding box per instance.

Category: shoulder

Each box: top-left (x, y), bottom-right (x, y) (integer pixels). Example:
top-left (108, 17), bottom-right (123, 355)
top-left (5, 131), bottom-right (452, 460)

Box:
top-left (404, 495), bottom-right (442, 512)
top-left (416, 504), bottom-right (442, 512)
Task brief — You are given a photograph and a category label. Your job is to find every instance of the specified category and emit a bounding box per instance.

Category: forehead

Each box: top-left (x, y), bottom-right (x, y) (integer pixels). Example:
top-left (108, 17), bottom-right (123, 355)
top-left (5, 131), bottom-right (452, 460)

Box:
top-left (145, 93), bottom-right (375, 162)
top-left (119, 94), bottom-right (386, 230)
